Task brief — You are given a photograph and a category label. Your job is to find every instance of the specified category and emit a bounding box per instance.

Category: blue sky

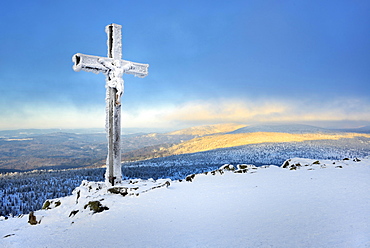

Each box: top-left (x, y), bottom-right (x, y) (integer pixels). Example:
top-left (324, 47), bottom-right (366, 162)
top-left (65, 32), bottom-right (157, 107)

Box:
top-left (0, 0), bottom-right (369, 131)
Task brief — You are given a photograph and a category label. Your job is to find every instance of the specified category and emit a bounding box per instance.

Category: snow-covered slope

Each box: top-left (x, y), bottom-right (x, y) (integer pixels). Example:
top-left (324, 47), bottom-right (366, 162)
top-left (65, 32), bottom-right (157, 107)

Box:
top-left (1, 158), bottom-right (369, 248)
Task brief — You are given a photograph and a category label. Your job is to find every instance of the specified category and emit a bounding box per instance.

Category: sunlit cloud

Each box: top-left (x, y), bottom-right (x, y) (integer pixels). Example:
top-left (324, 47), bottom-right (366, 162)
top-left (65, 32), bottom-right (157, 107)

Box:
top-left (1, 97), bottom-right (369, 130)
top-left (161, 97), bottom-right (370, 127)
top-left (164, 99), bottom-right (287, 124)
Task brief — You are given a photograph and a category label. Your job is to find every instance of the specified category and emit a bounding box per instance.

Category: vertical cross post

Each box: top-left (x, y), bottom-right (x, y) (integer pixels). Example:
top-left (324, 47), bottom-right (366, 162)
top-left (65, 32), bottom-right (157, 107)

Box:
top-left (106, 24), bottom-right (122, 186)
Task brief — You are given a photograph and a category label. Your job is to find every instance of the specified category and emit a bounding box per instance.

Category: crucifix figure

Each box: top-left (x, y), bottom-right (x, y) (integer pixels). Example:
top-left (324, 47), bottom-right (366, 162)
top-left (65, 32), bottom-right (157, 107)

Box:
top-left (72, 23), bottom-right (149, 186)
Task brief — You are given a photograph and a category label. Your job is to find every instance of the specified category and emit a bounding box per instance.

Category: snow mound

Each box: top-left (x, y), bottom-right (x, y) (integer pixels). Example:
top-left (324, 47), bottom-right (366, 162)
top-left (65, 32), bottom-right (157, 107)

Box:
top-left (1, 158), bottom-right (370, 248)
top-left (38, 178), bottom-right (172, 220)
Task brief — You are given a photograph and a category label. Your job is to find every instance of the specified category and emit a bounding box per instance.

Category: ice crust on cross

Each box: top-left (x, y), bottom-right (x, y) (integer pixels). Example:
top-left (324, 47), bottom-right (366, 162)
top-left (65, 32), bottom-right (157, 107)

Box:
top-left (98, 58), bottom-right (133, 104)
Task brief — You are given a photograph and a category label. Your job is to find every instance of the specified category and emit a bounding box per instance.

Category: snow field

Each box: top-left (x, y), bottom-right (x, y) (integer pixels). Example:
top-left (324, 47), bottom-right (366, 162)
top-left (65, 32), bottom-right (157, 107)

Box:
top-left (1, 158), bottom-right (369, 247)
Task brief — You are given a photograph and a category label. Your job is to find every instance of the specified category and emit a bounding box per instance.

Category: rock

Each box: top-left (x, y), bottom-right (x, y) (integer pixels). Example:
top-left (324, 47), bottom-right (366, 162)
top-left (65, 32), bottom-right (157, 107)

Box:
top-left (42, 200), bottom-right (61, 210)
top-left (3, 234), bottom-right (15, 238)
top-left (281, 159), bottom-right (307, 170)
top-left (69, 210), bottom-right (79, 217)
top-left (220, 164), bottom-right (235, 171)
top-left (237, 164), bottom-right (256, 170)
top-left (282, 159), bottom-right (291, 168)
top-left (210, 169), bottom-right (224, 175)
top-left (108, 187), bottom-right (129, 196)
top-left (151, 181), bottom-right (171, 190)
top-left (42, 201), bottom-right (50, 210)
top-left (186, 174), bottom-right (196, 182)
top-left (84, 201), bottom-right (109, 214)
top-left (28, 211), bottom-right (39, 225)
top-left (76, 190), bottom-right (81, 204)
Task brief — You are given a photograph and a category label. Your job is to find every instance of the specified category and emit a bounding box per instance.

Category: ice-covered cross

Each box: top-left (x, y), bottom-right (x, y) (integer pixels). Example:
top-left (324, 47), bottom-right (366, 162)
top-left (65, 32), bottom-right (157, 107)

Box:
top-left (72, 24), bottom-right (149, 186)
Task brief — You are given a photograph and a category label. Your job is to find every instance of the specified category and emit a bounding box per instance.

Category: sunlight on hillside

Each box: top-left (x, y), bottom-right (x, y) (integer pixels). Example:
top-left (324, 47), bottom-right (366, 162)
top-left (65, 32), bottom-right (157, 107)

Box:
top-left (168, 132), bottom-right (370, 155)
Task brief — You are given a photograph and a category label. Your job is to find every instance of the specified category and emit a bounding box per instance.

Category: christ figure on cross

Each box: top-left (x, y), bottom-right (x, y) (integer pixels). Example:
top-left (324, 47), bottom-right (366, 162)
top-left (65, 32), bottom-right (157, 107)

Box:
top-left (72, 23), bottom-right (149, 186)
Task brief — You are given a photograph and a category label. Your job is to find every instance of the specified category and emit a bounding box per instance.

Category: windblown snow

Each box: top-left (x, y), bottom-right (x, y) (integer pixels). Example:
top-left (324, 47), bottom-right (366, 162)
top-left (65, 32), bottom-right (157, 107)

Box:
top-left (1, 158), bottom-right (369, 248)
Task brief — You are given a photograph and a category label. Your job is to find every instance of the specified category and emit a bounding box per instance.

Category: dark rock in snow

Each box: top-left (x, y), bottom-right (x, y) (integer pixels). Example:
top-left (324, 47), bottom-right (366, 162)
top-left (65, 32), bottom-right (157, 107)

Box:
top-left (28, 211), bottom-right (39, 225)
top-left (108, 187), bottom-right (129, 196)
top-left (84, 201), bottom-right (109, 214)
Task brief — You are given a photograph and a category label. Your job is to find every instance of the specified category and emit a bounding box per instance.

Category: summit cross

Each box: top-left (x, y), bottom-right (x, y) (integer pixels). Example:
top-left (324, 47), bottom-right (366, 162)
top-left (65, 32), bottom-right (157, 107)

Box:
top-left (72, 23), bottom-right (149, 186)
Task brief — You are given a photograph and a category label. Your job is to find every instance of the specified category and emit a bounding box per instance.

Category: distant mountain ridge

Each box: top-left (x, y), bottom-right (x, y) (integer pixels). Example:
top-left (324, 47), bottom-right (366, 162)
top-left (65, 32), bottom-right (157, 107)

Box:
top-left (229, 124), bottom-right (337, 134)
top-left (121, 123), bottom-right (370, 161)
top-left (336, 125), bottom-right (370, 134)
top-left (164, 132), bottom-right (370, 156)
top-left (2, 123), bottom-right (369, 172)
top-left (166, 123), bottom-right (247, 136)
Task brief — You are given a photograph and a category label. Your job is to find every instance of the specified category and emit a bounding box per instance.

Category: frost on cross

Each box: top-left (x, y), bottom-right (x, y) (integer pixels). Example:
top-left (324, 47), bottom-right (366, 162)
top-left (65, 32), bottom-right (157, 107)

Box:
top-left (72, 23), bottom-right (149, 186)
top-left (98, 58), bottom-right (133, 105)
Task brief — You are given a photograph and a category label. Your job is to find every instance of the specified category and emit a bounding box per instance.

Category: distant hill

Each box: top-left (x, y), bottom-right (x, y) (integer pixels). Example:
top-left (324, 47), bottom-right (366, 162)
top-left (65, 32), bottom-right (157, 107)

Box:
top-left (336, 125), bottom-right (370, 134)
top-left (165, 132), bottom-right (370, 156)
top-left (0, 128), bottom-right (105, 139)
top-left (229, 124), bottom-right (336, 134)
top-left (124, 123), bottom-right (370, 161)
top-left (166, 123), bottom-right (247, 136)
top-left (2, 123), bottom-right (370, 172)
top-left (120, 123), bottom-right (370, 161)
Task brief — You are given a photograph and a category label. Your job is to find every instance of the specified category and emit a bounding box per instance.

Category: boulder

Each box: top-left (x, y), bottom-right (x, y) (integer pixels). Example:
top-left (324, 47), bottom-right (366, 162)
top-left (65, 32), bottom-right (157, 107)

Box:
top-left (186, 174), bottom-right (196, 182)
top-left (28, 211), bottom-right (39, 225)
top-left (84, 201), bottom-right (109, 214)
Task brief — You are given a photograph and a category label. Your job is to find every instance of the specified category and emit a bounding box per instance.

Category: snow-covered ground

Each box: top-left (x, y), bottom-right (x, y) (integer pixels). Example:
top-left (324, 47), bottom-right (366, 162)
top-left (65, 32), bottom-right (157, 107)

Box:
top-left (1, 158), bottom-right (369, 248)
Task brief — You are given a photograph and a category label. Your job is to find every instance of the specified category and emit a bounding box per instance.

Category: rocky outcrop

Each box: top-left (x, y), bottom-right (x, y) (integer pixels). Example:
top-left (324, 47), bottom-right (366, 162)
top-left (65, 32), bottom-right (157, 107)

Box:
top-left (281, 158), bottom-right (363, 171)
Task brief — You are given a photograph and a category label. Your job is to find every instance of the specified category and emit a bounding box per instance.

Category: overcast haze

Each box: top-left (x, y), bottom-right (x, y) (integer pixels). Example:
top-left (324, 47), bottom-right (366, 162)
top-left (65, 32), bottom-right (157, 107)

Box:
top-left (1, 0), bottom-right (369, 131)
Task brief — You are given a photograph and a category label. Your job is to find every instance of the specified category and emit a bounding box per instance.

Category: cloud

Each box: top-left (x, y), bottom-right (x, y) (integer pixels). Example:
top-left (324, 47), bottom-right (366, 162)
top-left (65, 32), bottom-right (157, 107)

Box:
top-left (1, 97), bottom-right (369, 130)
top-left (0, 104), bottom-right (105, 130)
top-left (161, 97), bottom-right (370, 126)
top-left (164, 99), bottom-right (287, 124)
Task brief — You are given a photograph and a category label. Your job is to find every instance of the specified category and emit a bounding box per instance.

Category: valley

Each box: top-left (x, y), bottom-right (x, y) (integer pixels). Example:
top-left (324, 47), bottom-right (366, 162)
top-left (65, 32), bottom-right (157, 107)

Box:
top-left (0, 123), bottom-right (369, 172)
top-left (1, 123), bottom-right (370, 217)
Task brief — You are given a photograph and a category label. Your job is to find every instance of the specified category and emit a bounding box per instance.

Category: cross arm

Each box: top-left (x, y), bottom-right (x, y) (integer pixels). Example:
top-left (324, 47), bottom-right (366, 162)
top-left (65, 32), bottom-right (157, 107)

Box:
top-left (124, 61), bottom-right (149, 78)
top-left (72, 53), bottom-right (109, 74)
top-left (72, 53), bottom-right (149, 78)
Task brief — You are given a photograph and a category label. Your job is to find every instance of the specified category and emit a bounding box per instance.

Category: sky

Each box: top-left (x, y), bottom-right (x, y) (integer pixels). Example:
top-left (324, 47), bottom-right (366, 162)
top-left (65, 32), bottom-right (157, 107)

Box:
top-left (0, 0), bottom-right (369, 131)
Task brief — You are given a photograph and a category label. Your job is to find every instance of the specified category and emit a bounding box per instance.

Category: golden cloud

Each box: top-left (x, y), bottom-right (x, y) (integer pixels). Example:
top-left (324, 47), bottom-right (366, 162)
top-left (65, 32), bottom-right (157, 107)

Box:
top-left (1, 97), bottom-right (369, 130)
top-left (162, 98), bottom-right (370, 124)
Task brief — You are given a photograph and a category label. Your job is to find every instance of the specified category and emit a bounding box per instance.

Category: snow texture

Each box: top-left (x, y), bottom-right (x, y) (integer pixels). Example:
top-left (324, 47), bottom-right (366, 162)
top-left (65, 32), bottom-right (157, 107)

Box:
top-left (1, 158), bottom-right (369, 247)
top-left (72, 53), bottom-right (148, 78)
top-left (104, 85), bottom-right (122, 186)
top-left (99, 58), bottom-right (133, 104)
top-left (106, 23), bottom-right (122, 60)
top-left (72, 54), bottom-right (108, 74)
